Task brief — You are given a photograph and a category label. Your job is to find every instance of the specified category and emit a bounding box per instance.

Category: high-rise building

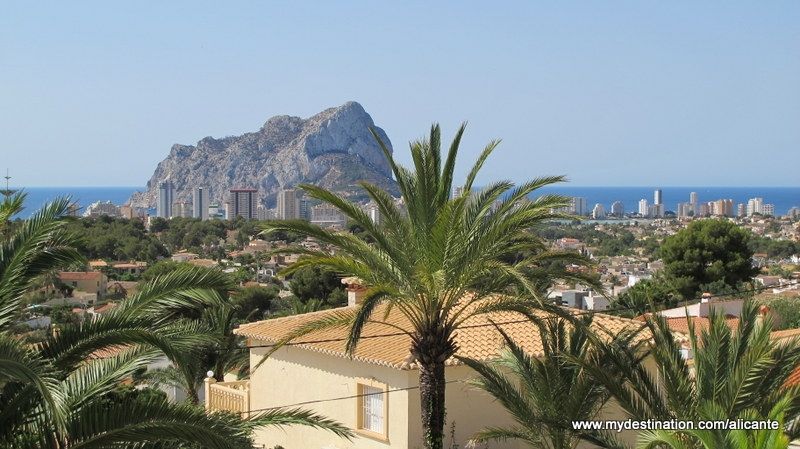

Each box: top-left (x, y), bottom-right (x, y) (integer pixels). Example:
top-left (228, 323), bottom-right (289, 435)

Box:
top-left (677, 202), bottom-right (692, 218)
top-left (451, 186), bottom-right (467, 199)
top-left (689, 192), bottom-right (698, 216)
top-left (654, 189), bottom-right (662, 206)
top-left (747, 198), bottom-right (764, 216)
top-left (638, 199), bottom-right (649, 217)
top-left (648, 204), bottom-right (664, 218)
top-left (610, 201), bottom-right (624, 217)
top-left (591, 203), bottom-right (606, 219)
top-left (762, 204), bottom-right (775, 217)
top-left (276, 188), bottom-right (301, 220)
top-left (192, 187), bottom-right (210, 220)
top-left (569, 197), bottom-right (588, 216)
top-left (157, 181), bottom-right (174, 218)
top-left (364, 203), bottom-right (381, 225)
top-left (173, 201), bottom-right (192, 218)
top-left (226, 188), bottom-right (258, 219)
top-left (310, 203), bottom-right (347, 228)
top-left (737, 203), bottom-right (746, 218)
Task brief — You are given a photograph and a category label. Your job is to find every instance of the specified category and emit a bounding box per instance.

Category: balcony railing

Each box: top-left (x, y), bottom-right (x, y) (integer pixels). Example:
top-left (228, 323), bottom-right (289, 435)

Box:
top-left (205, 379), bottom-right (250, 415)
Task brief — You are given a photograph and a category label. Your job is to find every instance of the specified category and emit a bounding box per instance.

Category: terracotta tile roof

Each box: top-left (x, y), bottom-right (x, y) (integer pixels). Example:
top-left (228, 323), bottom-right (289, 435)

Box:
top-left (87, 345), bottom-right (130, 360)
top-left (771, 328), bottom-right (800, 341)
top-left (659, 316), bottom-right (741, 337)
top-left (59, 271), bottom-right (103, 281)
top-left (785, 366), bottom-right (800, 387)
top-left (236, 301), bottom-right (648, 370)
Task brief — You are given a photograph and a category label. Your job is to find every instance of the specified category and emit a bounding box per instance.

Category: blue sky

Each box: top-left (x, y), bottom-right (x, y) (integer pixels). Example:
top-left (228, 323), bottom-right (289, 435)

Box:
top-left (2, 1), bottom-right (798, 187)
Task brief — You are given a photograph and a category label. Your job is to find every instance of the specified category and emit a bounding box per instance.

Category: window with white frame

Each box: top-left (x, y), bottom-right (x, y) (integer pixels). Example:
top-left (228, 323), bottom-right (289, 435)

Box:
top-left (358, 384), bottom-right (385, 435)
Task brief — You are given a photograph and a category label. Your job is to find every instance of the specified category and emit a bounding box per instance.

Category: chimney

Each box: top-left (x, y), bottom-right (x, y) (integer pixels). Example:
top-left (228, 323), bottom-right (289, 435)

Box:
top-left (756, 305), bottom-right (770, 329)
top-left (341, 277), bottom-right (366, 307)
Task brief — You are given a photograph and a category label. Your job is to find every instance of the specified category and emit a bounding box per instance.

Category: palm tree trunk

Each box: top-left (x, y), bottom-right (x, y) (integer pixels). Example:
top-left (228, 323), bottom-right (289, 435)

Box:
top-left (418, 360), bottom-right (447, 449)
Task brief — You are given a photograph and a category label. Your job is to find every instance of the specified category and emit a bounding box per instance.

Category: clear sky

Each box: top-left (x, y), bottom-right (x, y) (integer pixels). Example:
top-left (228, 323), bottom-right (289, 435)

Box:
top-left (2, 1), bottom-right (798, 187)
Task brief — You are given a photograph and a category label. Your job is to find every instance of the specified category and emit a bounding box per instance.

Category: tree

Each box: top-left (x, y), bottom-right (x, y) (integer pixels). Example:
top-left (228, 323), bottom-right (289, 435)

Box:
top-left (262, 124), bottom-right (594, 449)
top-left (288, 266), bottom-right (345, 306)
top-left (638, 398), bottom-right (791, 449)
top-left (0, 196), bottom-right (353, 448)
top-left (233, 285), bottom-right (280, 322)
top-left (660, 219), bottom-right (759, 299)
top-left (612, 276), bottom-right (681, 317)
top-left (582, 301), bottom-right (800, 447)
top-left (457, 316), bottom-right (627, 449)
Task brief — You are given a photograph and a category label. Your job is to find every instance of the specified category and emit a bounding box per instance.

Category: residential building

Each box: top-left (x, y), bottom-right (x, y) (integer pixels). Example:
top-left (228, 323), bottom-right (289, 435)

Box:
top-left (677, 202), bottom-right (692, 218)
top-left (747, 198), bottom-right (764, 216)
top-left (256, 206), bottom-right (273, 220)
top-left (58, 271), bottom-right (108, 298)
top-left (570, 197), bottom-right (588, 216)
top-left (788, 207), bottom-right (800, 219)
top-left (310, 203), bottom-right (347, 228)
top-left (173, 201), bottom-right (192, 218)
top-left (193, 187), bottom-right (210, 220)
top-left (276, 188), bottom-right (301, 220)
top-left (638, 199), bottom-right (649, 217)
top-left (591, 203), bottom-right (606, 219)
top-left (737, 203), bottom-right (746, 218)
top-left (364, 202), bottom-right (381, 225)
top-left (111, 261), bottom-right (148, 276)
top-left (157, 180), bottom-right (174, 219)
top-left (226, 188), bottom-right (258, 220)
top-left (689, 191), bottom-right (698, 214)
top-left (654, 189), bottom-right (662, 206)
top-left (762, 203), bottom-right (775, 217)
top-left (220, 295), bottom-right (646, 449)
top-left (83, 201), bottom-right (121, 218)
top-left (451, 186), bottom-right (466, 199)
top-left (610, 201), bottom-right (624, 217)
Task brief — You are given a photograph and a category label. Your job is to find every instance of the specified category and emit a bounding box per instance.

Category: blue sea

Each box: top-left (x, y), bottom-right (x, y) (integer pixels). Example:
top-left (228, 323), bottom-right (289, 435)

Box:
top-left (7, 186), bottom-right (800, 218)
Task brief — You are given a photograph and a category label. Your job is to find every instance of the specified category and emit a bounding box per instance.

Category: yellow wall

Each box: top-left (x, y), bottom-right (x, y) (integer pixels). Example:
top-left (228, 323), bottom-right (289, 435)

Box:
top-left (250, 344), bottom-right (413, 449)
top-left (249, 343), bottom-right (643, 449)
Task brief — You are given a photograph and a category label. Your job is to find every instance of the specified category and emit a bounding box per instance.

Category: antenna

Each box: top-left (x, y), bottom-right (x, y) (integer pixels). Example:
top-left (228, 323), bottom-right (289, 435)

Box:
top-left (1, 169), bottom-right (16, 199)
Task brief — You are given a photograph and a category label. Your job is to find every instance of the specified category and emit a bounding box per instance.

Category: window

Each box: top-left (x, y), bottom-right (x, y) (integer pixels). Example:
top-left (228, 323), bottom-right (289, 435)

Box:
top-left (357, 382), bottom-right (387, 438)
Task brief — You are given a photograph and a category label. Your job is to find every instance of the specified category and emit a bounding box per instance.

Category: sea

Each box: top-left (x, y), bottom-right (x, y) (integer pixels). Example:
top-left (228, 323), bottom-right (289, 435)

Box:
top-left (6, 186), bottom-right (800, 218)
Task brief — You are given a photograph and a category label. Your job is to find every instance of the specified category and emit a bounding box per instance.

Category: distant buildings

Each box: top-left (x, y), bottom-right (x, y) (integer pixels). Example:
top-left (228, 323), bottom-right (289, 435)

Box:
top-left (570, 197), bottom-right (588, 216)
top-left (193, 187), bottom-right (210, 220)
top-left (610, 201), bottom-right (624, 217)
top-left (276, 188), bottom-right (301, 220)
top-left (83, 201), bottom-right (121, 218)
top-left (638, 199), bottom-right (649, 216)
top-left (157, 181), bottom-right (174, 219)
top-left (591, 203), bottom-right (606, 219)
top-left (226, 188), bottom-right (258, 219)
top-left (310, 203), bottom-right (346, 228)
top-left (654, 189), bottom-right (662, 206)
top-left (172, 201), bottom-right (192, 218)
top-left (746, 197), bottom-right (775, 217)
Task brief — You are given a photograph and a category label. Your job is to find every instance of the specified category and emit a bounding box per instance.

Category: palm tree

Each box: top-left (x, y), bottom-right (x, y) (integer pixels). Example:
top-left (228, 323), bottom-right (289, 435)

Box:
top-left (0, 196), bottom-right (353, 448)
top-left (457, 316), bottom-right (629, 449)
top-left (262, 124), bottom-right (594, 449)
top-left (582, 300), bottom-right (800, 447)
top-left (638, 398), bottom-right (792, 449)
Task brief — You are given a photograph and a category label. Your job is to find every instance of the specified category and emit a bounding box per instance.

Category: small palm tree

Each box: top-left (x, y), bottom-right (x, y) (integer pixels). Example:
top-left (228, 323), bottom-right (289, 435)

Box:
top-left (582, 300), bottom-right (800, 447)
top-left (0, 196), bottom-right (353, 448)
top-left (457, 316), bottom-right (630, 449)
top-left (262, 124), bottom-right (594, 449)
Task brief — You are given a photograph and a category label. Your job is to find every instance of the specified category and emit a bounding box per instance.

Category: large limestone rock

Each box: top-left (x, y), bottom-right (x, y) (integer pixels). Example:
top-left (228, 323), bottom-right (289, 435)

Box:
top-left (129, 101), bottom-right (397, 208)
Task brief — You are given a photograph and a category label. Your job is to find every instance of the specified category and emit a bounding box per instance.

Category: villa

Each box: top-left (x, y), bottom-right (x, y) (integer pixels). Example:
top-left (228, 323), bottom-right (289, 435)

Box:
top-left (206, 282), bottom-right (648, 449)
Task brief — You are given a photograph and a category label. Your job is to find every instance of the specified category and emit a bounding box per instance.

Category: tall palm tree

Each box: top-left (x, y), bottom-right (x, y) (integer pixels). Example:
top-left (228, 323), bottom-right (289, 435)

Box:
top-left (582, 300), bottom-right (800, 448)
top-left (457, 316), bottom-right (630, 449)
top-left (0, 196), bottom-right (353, 448)
top-left (262, 124), bottom-right (594, 449)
